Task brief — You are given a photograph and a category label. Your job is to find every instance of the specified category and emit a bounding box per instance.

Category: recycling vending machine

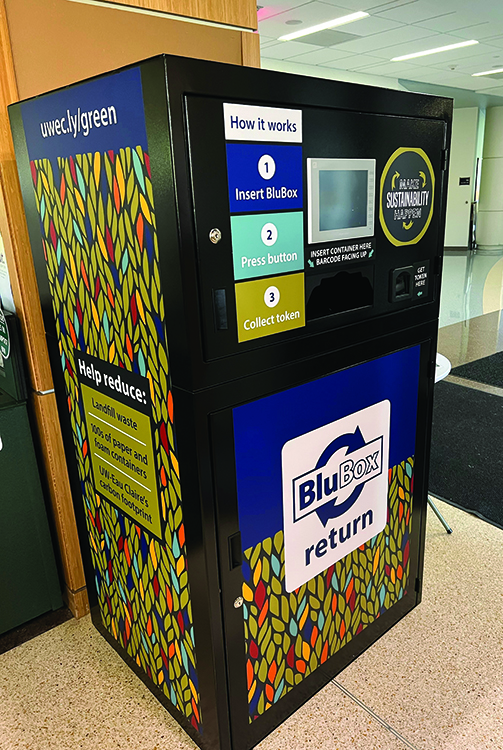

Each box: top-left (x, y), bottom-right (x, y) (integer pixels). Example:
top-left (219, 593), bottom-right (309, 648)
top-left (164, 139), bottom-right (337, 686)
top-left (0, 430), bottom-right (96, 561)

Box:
top-left (10, 55), bottom-right (451, 750)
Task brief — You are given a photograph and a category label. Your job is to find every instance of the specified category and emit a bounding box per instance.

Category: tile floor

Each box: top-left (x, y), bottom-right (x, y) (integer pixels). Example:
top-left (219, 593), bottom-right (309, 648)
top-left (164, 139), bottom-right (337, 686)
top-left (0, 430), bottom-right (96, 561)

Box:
top-left (1, 500), bottom-right (502, 750)
top-left (2, 249), bottom-right (503, 750)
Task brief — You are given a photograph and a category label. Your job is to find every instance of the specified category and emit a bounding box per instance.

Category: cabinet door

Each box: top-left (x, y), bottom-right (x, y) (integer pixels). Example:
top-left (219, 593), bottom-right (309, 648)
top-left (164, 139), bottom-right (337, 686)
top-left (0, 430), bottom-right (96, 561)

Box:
top-left (0, 402), bottom-right (62, 634)
top-left (210, 339), bottom-right (433, 750)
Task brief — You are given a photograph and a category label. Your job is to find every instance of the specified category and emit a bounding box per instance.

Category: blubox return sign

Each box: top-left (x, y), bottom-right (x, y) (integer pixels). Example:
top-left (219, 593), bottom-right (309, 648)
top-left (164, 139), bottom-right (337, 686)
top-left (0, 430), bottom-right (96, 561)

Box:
top-left (282, 401), bottom-right (390, 592)
top-left (76, 351), bottom-right (162, 539)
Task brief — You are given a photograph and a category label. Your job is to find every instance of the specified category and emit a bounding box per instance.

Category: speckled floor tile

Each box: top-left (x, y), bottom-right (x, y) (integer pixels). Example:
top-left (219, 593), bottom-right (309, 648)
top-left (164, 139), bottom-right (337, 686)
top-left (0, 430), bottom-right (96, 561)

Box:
top-left (1, 500), bottom-right (501, 750)
top-left (0, 615), bottom-right (195, 750)
top-left (256, 682), bottom-right (411, 750)
top-left (0, 612), bottom-right (411, 750)
top-left (337, 500), bottom-right (503, 750)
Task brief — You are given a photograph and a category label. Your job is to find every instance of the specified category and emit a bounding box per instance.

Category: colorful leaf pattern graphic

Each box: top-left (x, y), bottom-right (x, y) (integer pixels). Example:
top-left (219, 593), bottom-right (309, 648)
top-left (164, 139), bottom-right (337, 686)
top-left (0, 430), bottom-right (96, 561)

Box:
top-left (242, 457), bottom-right (414, 721)
top-left (30, 149), bottom-right (202, 734)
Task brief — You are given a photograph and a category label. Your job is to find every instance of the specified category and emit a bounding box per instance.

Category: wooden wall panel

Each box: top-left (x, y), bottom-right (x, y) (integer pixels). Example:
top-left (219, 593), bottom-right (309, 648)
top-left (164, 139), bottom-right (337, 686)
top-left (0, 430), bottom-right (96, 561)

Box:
top-left (0, 161), bottom-right (53, 392)
top-left (0, 13), bottom-right (88, 611)
top-left (99, 0), bottom-right (257, 30)
top-left (1, 0), bottom-right (261, 620)
top-left (5, 0), bottom-right (245, 99)
top-left (241, 31), bottom-right (261, 68)
top-left (0, 4), bottom-right (53, 392)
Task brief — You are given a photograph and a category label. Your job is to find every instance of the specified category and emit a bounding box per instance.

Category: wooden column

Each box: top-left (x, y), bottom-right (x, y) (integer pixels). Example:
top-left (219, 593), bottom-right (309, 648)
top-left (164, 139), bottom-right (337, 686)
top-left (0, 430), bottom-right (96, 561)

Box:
top-left (98, 0), bottom-right (257, 29)
top-left (242, 32), bottom-right (261, 68)
top-left (0, 0), bottom-right (89, 618)
top-left (0, 0), bottom-right (259, 620)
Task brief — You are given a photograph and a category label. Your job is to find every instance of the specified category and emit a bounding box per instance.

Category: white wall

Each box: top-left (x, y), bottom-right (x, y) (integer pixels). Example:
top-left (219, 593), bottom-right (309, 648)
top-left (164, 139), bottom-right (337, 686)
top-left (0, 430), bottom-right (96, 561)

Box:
top-left (477, 106), bottom-right (503, 250)
top-left (261, 58), bottom-right (406, 91)
top-left (444, 107), bottom-right (479, 248)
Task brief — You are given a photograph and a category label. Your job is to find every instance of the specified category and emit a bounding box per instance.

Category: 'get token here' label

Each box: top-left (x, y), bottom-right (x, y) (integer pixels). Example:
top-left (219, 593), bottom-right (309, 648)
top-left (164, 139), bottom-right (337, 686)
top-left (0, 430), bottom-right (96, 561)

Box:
top-left (235, 273), bottom-right (305, 343)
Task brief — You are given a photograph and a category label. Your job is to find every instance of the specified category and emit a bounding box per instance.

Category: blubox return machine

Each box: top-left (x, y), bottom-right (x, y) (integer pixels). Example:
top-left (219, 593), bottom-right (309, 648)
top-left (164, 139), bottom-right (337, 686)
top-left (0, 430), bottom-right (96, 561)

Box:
top-left (10, 56), bottom-right (452, 750)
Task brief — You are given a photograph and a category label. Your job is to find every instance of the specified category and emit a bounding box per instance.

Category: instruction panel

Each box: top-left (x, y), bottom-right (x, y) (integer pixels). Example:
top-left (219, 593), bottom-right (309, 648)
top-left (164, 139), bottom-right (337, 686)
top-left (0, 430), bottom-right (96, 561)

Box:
top-left (225, 102), bottom-right (305, 343)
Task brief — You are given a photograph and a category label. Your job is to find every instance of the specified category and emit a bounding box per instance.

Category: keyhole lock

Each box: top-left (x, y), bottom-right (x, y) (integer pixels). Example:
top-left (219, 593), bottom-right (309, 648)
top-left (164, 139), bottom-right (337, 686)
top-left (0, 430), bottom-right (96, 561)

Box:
top-left (234, 596), bottom-right (244, 609)
top-left (209, 228), bottom-right (222, 244)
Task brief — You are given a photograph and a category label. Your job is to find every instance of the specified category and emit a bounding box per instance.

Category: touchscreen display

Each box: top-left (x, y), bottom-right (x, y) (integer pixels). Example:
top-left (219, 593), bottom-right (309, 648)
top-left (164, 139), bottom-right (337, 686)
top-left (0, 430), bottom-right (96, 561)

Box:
top-left (319, 170), bottom-right (368, 231)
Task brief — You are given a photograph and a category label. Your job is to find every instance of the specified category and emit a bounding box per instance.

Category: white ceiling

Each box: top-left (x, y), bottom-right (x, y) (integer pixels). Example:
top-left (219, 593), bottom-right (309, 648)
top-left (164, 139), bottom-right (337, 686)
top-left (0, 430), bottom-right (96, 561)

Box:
top-left (258, 0), bottom-right (503, 97)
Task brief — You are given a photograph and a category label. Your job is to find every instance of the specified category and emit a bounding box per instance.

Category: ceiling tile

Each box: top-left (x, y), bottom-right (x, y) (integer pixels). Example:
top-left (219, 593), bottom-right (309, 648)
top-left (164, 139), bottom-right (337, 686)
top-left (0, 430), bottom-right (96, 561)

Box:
top-left (449, 24), bottom-right (503, 41)
top-left (378, 33), bottom-right (474, 61)
top-left (296, 28), bottom-right (360, 46)
top-left (470, 76), bottom-right (503, 90)
top-left (286, 47), bottom-right (359, 63)
top-left (260, 40), bottom-right (323, 59)
top-left (320, 53), bottom-right (387, 69)
top-left (258, 2), bottom-right (358, 40)
top-left (259, 35), bottom-right (280, 48)
top-left (348, 60), bottom-right (427, 76)
top-left (426, 1), bottom-right (488, 12)
top-left (410, 68), bottom-right (455, 80)
top-left (403, 69), bottom-right (473, 85)
top-left (441, 74), bottom-right (499, 90)
top-left (375, 1), bottom-right (458, 24)
top-left (441, 73), bottom-right (489, 88)
top-left (422, 43), bottom-right (503, 67)
top-left (468, 74), bottom-right (503, 89)
top-left (470, 84), bottom-right (503, 96)
top-left (437, 51), bottom-right (503, 74)
top-left (463, 72), bottom-right (503, 85)
top-left (324, 25), bottom-right (436, 54)
top-left (369, 62), bottom-right (439, 77)
top-left (476, 35), bottom-right (503, 50)
top-left (329, 15), bottom-right (404, 36)
top-left (257, 2), bottom-right (318, 22)
top-left (416, 13), bottom-right (486, 34)
top-left (323, 0), bottom-right (417, 9)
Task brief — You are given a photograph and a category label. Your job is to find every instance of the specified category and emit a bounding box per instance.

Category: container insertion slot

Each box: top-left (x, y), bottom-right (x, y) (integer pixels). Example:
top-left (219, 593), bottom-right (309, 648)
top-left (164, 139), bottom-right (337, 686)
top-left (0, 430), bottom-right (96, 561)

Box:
top-left (306, 268), bottom-right (374, 320)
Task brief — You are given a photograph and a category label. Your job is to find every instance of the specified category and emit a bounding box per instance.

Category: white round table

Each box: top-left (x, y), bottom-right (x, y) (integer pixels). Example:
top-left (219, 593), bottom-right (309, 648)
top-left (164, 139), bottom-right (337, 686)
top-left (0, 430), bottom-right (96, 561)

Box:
top-left (435, 352), bottom-right (451, 383)
top-left (429, 352), bottom-right (453, 533)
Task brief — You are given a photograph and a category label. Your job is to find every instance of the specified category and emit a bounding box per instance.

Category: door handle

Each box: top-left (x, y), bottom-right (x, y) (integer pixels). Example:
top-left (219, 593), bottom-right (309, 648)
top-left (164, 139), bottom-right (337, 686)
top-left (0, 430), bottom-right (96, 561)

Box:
top-left (228, 531), bottom-right (242, 570)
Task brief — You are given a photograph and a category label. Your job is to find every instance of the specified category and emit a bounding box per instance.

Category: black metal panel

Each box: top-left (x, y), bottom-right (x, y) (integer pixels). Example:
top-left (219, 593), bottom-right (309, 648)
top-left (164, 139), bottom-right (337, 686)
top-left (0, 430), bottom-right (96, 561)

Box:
top-left (158, 55), bottom-right (451, 391)
top-left (8, 54), bottom-right (452, 750)
top-left (185, 96), bottom-right (445, 363)
top-left (204, 322), bottom-right (436, 750)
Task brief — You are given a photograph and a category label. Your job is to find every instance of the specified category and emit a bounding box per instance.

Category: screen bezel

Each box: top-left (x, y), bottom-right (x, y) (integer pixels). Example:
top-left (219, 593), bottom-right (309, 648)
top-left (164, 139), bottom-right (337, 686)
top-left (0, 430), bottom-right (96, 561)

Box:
top-left (307, 157), bottom-right (376, 244)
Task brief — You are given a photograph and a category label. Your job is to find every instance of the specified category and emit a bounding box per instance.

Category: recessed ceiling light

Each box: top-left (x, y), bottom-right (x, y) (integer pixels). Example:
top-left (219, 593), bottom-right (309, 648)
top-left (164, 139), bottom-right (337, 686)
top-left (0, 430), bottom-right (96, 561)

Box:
top-left (391, 39), bottom-right (478, 62)
top-left (285, 19), bottom-right (303, 25)
top-left (473, 67), bottom-right (503, 77)
top-left (278, 11), bottom-right (369, 42)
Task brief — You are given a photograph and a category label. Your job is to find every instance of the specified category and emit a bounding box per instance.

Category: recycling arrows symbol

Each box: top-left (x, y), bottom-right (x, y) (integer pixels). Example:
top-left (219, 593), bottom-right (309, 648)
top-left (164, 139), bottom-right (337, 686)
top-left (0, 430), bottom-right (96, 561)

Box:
top-left (314, 426), bottom-right (366, 527)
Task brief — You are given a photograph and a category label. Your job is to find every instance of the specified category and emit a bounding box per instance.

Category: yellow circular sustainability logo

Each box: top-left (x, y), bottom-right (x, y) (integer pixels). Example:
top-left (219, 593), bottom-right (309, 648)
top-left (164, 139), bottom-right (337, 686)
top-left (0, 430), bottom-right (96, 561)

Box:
top-left (379, 147), bottom-right (435, 247)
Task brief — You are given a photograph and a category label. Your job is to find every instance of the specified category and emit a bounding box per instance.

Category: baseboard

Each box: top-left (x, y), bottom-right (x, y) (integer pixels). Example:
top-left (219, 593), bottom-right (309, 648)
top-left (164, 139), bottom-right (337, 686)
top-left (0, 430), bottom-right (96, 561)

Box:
top-left (63, 585), bottom-right (90, 619)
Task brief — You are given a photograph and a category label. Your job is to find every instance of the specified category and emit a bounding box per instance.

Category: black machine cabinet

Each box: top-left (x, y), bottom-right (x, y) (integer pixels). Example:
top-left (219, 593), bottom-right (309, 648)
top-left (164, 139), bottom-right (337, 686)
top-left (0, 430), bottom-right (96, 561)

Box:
top-left (10, 56), bottom-right (451, 750)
